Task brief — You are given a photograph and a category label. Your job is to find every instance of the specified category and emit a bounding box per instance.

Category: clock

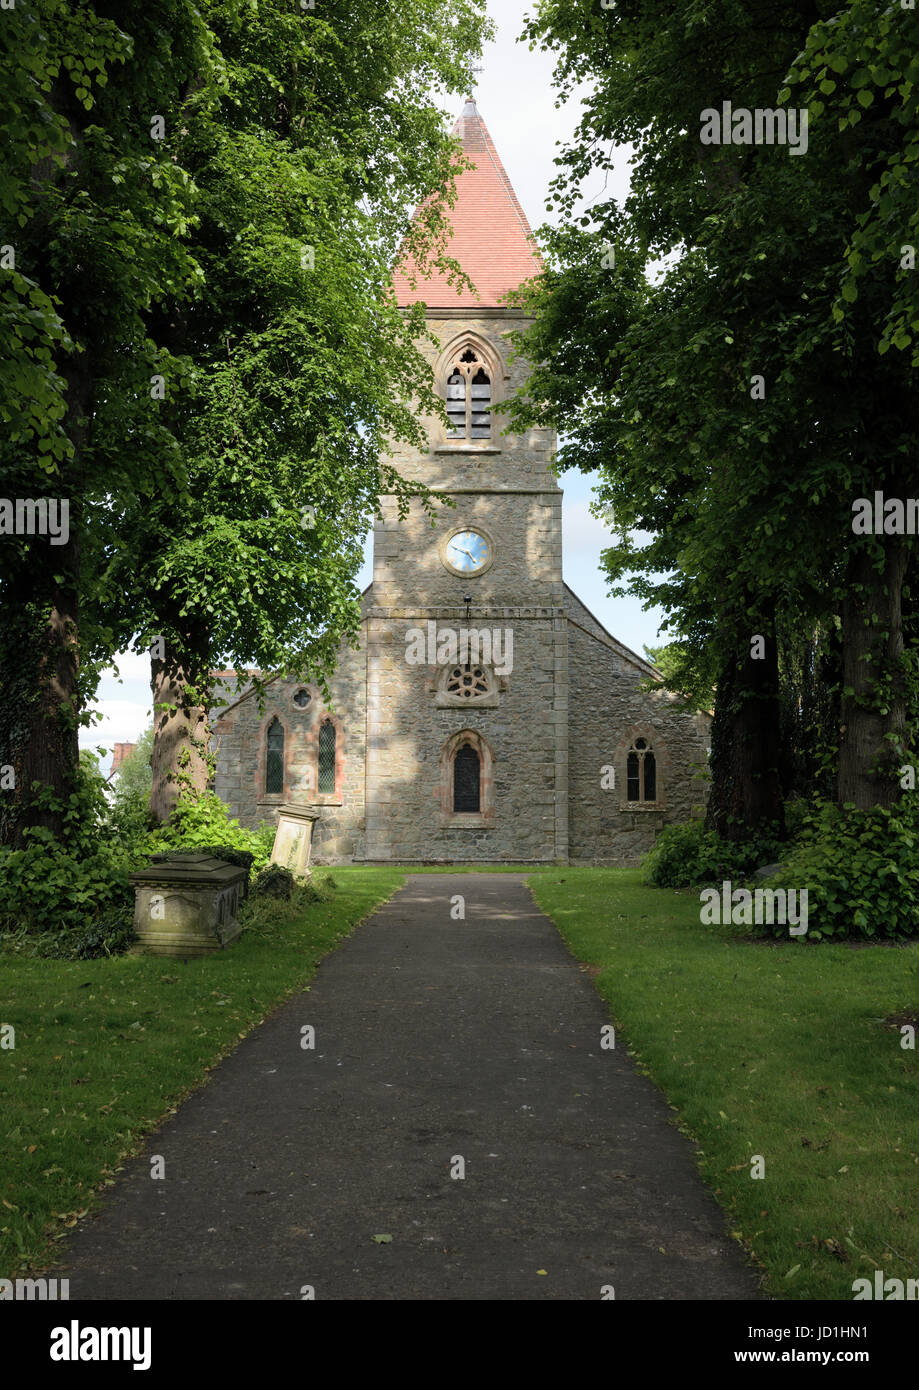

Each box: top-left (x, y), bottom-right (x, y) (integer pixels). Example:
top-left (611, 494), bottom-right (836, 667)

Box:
top-left (443, 528), bottom-right (492, 576)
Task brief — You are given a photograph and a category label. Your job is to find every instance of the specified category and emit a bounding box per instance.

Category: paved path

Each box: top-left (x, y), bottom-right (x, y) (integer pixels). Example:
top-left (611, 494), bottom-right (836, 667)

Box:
top-left (61, 874), bottom-right (759, 1300)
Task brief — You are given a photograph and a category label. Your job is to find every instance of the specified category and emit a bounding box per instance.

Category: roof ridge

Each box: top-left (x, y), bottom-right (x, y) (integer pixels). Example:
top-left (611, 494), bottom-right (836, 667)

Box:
top-left (475, 108), bottom-right (538, 267)
top-left (562, 583), bottom-right (662, 677)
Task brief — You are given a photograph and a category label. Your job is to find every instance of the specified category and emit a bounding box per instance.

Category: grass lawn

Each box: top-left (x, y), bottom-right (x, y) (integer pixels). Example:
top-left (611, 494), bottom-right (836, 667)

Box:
top-left (4, 860), bottom-right (916, 1300)
top-left (0, 867), bottom-right (403, 1278)
top-left (529, 867), bottom-right (919, 1301)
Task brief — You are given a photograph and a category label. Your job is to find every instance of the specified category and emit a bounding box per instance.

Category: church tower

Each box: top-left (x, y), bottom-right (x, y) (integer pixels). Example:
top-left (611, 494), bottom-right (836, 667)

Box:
top-left (364, 98), bottom-right (569, 861)
top-left (213, 100), bottom-right (711, 864)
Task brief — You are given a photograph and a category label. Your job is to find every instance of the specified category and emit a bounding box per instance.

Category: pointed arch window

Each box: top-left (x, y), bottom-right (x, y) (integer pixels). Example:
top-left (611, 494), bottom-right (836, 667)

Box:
top-left (626, 738), bottom-right (657, 803)
top-left (265, 717), bottom-right (284, 794)
top-left (446, 347), bottom-right (491, 440)
top-left (453, 742), bottom-right (481, 812)
top-left (318, 719), bottom-right (336, 794)
top-left (440, 730), bottom-right (494, 825)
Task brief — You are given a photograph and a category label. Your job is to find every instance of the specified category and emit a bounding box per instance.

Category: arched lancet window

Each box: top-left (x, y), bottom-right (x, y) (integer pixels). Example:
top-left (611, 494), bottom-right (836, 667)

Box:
top-left (453, 742), bottom-right (481, 812)
top-left (318, 718), bottom-right (336, 794)
top-left (265, 717), bottom-right (284, 794)
top-left (627, 737), bottom-right (657, 803)
top-left (440, 730), bottom-right (494, 825)
top-left (446, 347), bottom-right (491, 440)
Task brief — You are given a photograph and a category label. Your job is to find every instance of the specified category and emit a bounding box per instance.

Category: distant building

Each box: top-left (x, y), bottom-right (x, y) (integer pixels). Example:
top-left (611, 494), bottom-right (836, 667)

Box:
top-left (109, 742), bottom-right (136, 779)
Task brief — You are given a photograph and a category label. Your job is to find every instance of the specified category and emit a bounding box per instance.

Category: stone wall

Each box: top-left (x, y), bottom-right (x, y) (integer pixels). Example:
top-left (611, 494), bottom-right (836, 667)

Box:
top-left (566, 620), bottom-right (711, 864)
top-left (358, 307), bottom-right (568, 862)
top-left (213, 597), bottom-right (710, 867)
top-left (385, 311), bottom-right (556, 491)
top-left (212, 636), bottom-right (368, 863)
top-left (372, 489), bottom-right (564, 611)
top-left (362, 605), bottom-right (568, 862)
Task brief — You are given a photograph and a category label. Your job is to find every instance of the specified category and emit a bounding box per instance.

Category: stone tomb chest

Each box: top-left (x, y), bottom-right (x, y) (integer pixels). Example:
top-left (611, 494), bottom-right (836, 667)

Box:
top-left (129, 852), bottom-right (247, 957)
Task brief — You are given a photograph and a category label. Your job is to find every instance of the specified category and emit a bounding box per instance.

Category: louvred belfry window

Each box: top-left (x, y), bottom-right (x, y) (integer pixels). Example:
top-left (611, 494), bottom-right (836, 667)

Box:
top-left (446, 348), bottom-right (491, 440)
top-left (453, 743), bottom-right (481, 812)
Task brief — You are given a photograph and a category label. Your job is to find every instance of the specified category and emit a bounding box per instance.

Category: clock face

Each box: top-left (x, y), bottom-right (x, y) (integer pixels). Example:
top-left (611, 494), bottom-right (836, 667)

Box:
top-left (444, 529), bottom-right (491, 574)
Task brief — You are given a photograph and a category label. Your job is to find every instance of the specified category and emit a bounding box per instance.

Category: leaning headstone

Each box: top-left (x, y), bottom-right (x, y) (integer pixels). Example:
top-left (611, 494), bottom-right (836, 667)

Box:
top-left (129, 852), bottom-right (247, 957)
top-left (270, 803), bottom-right (319, 879)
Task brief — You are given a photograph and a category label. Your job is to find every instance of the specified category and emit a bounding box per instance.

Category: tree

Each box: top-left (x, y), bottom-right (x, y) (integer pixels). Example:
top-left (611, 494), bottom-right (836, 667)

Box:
top-left (642, 644), bottom-right (715, 713)
top-left (2, 0), bottom-right (492, 834)
top-left (97, 0), bottom-right (492, 822)
top-left (0, 0), bottom-right (219, 846)
top-left (506, 0), bottom-right (918, 832)
top-left (787, 1), bottom-right (919, 807)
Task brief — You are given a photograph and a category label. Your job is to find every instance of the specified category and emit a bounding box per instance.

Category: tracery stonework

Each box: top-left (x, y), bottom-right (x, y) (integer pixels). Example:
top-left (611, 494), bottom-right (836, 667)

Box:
top-left (212, 100), bottom-right (710, 865)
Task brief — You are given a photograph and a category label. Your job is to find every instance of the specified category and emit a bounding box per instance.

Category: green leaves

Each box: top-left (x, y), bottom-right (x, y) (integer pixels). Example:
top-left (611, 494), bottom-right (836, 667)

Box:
top-left (766, 799), bottom-right (919, 941)
top-left (2, 0), bottom-right (489, 846)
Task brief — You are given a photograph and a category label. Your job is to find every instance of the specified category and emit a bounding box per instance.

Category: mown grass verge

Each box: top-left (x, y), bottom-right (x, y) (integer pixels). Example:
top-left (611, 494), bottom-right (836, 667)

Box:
top-left (0, 867), bottom-right (403, 1276)
top-left (529, 867), bottom-right (919, 1301)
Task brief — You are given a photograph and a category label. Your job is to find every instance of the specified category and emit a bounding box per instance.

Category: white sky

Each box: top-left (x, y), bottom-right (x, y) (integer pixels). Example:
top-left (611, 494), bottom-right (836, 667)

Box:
top-left (83, 0), bottom-right (664, 771)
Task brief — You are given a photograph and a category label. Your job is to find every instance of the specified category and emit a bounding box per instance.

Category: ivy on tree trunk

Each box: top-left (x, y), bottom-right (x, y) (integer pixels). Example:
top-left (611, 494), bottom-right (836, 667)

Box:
top-left (838, 542), bottom-right (910, 810)
top-left (706, 617), bottom-right (785, 841)
top-left (150, 637), bottom-right (212, 825)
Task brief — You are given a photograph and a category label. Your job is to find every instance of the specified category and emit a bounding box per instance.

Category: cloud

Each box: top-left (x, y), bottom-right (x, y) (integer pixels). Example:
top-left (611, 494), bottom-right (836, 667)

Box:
top-left (80, 699), bottom-right (152, 752)
top-left (473, 0), bottom-right (626, 231)
top-left (83, 650), bottom-right (152, 750)
top-left (103, 649), bottom-right (151, 684)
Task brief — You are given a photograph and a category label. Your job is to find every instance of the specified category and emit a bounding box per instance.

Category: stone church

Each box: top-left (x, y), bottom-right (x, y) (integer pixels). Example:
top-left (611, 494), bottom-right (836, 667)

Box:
top-left (213, 101), bottom-right (710, 864)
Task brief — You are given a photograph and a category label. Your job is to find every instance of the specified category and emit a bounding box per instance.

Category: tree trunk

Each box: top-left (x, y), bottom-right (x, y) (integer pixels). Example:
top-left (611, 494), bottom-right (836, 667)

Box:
top-left (837, 541), bottom-right (909, 809)
top-left (777, 619), bottom-right (841, 803)
top-left (706, 614), bottom-right (785, 841)
top-left (0, 553), bottom-right (81, 848)
top-left (0, 356), bottom-right (86, 849)
top-left (150, 636), bottom-right (212, 824)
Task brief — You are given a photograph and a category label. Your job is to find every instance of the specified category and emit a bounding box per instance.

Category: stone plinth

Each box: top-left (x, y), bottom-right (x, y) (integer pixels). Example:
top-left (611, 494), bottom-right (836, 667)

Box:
top-left (129, 852), bottom-right (247, 957)
top-left (270, 803), bottom-right (319, 878)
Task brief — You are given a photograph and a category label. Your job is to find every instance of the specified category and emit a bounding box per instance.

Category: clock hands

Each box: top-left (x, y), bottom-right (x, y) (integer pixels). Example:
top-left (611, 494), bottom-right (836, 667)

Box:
top-left (447, 534), bottom-right (487, 571)
top-left (450, 542), bottom-right (479, 562)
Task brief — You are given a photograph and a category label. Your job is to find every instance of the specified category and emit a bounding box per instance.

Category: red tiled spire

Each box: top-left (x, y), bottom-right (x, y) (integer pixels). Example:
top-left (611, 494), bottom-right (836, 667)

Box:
top-left (392, 99), bottom-right (542, 309)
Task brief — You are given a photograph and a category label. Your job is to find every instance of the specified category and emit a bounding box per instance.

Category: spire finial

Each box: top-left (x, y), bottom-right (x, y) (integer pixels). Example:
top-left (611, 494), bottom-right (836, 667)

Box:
top-left (465, 60), bottom-right (484, 99)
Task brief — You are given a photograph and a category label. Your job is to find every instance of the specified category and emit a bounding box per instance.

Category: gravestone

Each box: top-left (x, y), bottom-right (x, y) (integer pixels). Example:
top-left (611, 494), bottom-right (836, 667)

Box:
top-left (270, 803), bottom-right (320, 878)
top-left (129, 852), bottom-right (247, 957)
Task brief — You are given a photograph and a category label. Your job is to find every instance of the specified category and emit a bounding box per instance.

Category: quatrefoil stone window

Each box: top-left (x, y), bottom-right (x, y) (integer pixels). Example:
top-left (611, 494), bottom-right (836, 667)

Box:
top-left (446, 663), bottom-right (490, 699)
